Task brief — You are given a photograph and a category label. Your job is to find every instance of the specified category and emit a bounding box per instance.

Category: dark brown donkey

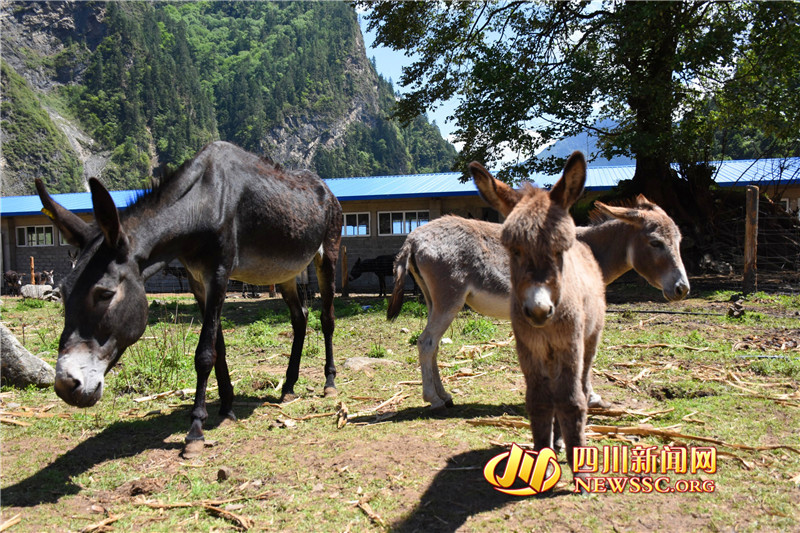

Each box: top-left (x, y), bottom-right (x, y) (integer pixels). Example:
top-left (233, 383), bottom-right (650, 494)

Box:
top-left (388, 198), bottom-right (688, 410)
top-left (471, 152), bottom-right (604, 483)
top-left (348, 255), bottom-right (395, 296)
top-left (36, 141), bottom-right (343, 458)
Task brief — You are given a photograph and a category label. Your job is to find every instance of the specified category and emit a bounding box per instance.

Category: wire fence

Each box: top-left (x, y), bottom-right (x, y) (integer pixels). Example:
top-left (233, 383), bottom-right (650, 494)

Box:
top-left (707, 214), bottom-right (800, 274)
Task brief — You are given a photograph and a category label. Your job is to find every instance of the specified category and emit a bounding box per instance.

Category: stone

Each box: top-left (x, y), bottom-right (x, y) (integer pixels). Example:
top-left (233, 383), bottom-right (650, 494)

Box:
top-left (217, 466), bottom-right (234, 482)
top-left (20, 284), bottom-right (53, 300)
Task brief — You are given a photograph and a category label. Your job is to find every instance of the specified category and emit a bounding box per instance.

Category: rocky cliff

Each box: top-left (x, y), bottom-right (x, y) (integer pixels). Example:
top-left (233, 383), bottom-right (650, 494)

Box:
top-left (1, 1), bottom-right (455, 195)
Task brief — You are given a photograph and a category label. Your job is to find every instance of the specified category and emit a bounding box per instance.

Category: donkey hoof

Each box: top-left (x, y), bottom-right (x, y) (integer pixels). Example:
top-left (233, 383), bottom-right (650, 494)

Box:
top-left (280, 392), bottom-right (298, 403)
top-left (553, 437), bottom-right (565, 454)
top-left (444, 399), bottom-right (455, 408)
top-left (323, 386), bottom-right (338, 398)
top-left (182, 439), bottom-right (205, 459)
top-left (428, 401), bottom-right (448, 414)
top-left (587, 392), bottom-right (611, 409)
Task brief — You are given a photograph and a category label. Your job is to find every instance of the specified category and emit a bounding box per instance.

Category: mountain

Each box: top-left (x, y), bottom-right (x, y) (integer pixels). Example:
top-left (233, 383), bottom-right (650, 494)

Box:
top-left (536, 119), bottom-right (634, 167)
top-left (0, 1), bottom-right (457, 195)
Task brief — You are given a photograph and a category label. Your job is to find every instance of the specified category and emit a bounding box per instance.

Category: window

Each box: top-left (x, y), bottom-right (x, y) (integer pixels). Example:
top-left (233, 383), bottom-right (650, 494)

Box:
top-left (16, 225), bottom-right (54, 247)
top-left (378, 210), bottom-right (430, 236)
top-left (342, 212), bottom-right (370, 237)
top-left (784, 199), bottom-right (800, 220)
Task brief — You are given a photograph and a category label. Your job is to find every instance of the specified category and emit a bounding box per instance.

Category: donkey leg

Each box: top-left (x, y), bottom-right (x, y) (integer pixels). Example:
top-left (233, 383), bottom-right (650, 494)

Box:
top-left (525, 376), bottom-right (556, 451)
top-left (554, 374), bottom-right (589, 478)
top-left (552, 417), bottom-right (564, 454)
top-left (279, 279), bottom-right (308, 401)
top-left (411, 262), bottom-right (464, 410)
top-left (184, 270), bottom-right (228, 457)
top-left (314, 251), bottom-right (338, 397)
top-left (214, 326), bottom-right (236, 422)
top-left (555, 404), bottom-right (588, 477)
top-left (417, 303), bottom-right (460, 410)
top-left (584, 331), bottom-right (610, 408)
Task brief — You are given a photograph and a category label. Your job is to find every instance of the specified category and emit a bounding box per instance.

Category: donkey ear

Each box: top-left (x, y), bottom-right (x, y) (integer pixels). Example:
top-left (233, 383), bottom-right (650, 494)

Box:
top-left (550, 151), bottom-right (586, 209)
top-left (469, 162), bottom-right (521, 217)
top-left (35, 179), bottom-right (94, 248)
top-left (89, 178), bottom-right (124, 249)
top-left (594, 202), bottom-right (645, 227)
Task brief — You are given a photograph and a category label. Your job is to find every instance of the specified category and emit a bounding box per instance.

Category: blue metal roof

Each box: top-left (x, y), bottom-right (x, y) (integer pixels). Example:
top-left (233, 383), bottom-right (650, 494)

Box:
top-left (710, 158), bottom-right (800, 187)
top-left (326, 172), bottom-right (478, 201)
top-left (2, 158), bottom-right (797, 217)
top-left (0, 189), bottom-right (142, 217)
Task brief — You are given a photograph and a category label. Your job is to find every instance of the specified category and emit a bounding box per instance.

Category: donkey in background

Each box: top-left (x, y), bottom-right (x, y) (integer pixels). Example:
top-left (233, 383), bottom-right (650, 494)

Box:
top-left (472, 152), bottom-right (603, 482)
top-left (36, 141), bottom-right (343, 458)
top-left (348, 255), bottom-right (395, 297)
top-left (388, 192), bottom-right (689, 411)
top-left (3, 271), bottom-right (23, 296)
top-left (33, 270), bottom-right (55, 286)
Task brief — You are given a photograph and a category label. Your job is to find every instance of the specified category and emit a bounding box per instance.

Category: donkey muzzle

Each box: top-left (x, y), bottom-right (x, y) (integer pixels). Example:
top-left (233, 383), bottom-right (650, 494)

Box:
top-left (522, 286), bottom-right (555, 326)
top-left (54, 353), bottom-right (105, 407)
top-left (663, 276), bottom-right (690, 302)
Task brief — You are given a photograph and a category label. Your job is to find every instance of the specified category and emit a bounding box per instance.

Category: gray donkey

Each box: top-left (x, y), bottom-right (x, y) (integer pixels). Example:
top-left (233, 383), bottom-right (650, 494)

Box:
top-left (388, 192), bottom-right (688, 411)
top-left (471, 151), bottom-right (602, 483)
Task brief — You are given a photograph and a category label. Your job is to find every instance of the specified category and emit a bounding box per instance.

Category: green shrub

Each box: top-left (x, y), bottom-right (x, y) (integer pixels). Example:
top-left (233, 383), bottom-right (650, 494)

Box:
top-left (461, 318), bottom-right (497, 342)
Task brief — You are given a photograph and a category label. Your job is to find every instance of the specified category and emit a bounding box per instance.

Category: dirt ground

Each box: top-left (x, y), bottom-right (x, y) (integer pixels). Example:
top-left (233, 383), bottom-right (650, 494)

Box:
top-left (1, 279), bottom-right (799, 532)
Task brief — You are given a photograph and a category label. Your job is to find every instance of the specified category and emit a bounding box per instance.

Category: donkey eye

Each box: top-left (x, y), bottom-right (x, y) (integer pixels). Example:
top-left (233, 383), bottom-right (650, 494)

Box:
top-left (650, 240), bottom-right (665, 249)
top-left (94, 289), bottom-right (115, 304)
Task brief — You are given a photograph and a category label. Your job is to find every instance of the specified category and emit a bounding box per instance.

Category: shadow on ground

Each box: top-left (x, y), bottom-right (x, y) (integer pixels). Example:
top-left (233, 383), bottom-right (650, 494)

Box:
top-left (391, 447), bottom-right (573, 532)
top-left (0, 398), bottom-right (262, 507)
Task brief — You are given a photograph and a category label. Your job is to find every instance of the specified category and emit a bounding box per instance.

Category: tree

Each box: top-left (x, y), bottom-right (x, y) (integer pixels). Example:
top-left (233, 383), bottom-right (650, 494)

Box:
top-left (363, 1), bottom-right (799, 204)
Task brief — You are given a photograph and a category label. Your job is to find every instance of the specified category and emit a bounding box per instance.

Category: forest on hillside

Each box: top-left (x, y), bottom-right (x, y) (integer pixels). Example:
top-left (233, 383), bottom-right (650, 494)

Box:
top-left (1, 2), bottom-right (456, 194)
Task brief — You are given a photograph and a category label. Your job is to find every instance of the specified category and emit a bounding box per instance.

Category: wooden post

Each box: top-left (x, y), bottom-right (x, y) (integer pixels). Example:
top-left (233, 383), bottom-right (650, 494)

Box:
top-left (30, 257), bottom-right (36, 285)
top-left (743, 186), bottom-right (759, 294)
top-left (341, 245), bottom-right (349, 298)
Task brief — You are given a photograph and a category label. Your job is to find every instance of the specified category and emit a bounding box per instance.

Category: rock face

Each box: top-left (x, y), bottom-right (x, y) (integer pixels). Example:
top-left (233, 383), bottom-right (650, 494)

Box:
top-left (1, 1), bottom-right (109, 191)
top-left (2, 2), bottom-right (440, 189)
top-left (1, 1), bottom-right (106, 91)
top-left (0, 323), bottom-right (56, 389)
top-left (262, 28), bottom-right (382, 169)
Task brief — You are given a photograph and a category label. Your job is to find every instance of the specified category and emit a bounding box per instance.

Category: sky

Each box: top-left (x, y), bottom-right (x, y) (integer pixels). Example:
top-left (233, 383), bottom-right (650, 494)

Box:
top-left (357, 13), bottom-right (459, 141)
top-left (356, 12), bottom-right (541, 166)
top-left (356, 10), bottom-right (563, 166)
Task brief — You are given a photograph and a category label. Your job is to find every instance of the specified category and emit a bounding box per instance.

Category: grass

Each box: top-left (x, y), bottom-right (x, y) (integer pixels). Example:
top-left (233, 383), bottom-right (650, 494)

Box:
top-left (1, 288), bottom-right (798, 532)
top-left (461, 317), bottom-right (497, 342)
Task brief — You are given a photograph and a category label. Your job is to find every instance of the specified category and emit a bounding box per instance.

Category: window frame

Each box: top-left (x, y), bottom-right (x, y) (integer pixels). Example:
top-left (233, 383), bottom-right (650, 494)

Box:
top-left (15, 225), bottom-right (55, 247)
top-left (377, 210), bottom-right (430, 236)
top-left (341, 212), bottom-right (371, 238)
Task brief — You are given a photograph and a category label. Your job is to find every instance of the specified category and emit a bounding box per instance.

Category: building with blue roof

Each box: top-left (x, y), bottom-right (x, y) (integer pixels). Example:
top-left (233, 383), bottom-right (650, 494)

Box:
top-left (2, 157), bottom-right (798, 293)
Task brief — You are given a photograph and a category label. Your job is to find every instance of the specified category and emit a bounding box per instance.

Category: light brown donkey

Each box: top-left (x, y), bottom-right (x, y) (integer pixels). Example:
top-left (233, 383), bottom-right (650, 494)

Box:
top-left (387, 195), bottom-right (688, 411)
top-left (471, 151), bottom-right (602, 482)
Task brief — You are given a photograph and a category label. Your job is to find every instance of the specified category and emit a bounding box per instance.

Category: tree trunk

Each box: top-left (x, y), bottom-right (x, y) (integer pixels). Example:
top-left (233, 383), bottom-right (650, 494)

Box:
top-left (0, 323), bottom-right (56, 388)
top-left (630, 156), bottom-right (694, 224)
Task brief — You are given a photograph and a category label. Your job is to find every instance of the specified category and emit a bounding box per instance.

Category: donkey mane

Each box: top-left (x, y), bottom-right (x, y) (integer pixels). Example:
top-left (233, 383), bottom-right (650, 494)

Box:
top-left (122, 154), bottom-right (198, 218)
top-left (123, 142), bottom-right (284, 220)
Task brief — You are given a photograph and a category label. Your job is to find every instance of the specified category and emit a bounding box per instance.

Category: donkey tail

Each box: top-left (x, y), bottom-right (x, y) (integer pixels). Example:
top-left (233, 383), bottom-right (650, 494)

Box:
top-left (387, 242), bottom-right (412, 321)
